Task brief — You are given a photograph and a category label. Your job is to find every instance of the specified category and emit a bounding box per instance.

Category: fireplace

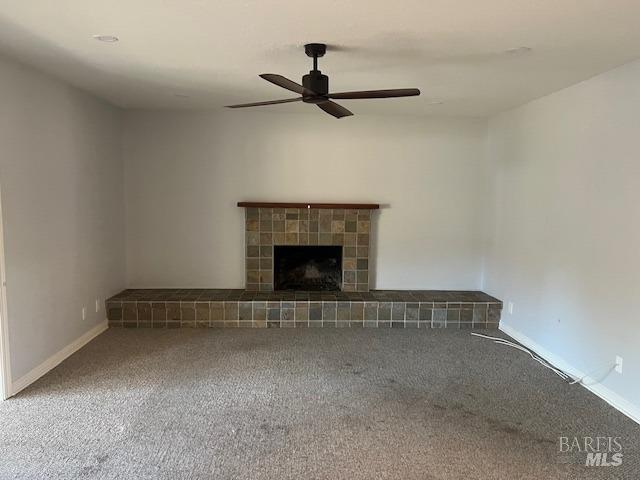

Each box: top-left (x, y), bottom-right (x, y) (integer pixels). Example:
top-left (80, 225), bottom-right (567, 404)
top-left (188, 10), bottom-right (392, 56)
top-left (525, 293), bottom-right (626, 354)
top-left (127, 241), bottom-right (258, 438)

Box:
top-left (274, 246), bottom-right (342, 291)
top-left (241, 204), bottom-right (375, 291)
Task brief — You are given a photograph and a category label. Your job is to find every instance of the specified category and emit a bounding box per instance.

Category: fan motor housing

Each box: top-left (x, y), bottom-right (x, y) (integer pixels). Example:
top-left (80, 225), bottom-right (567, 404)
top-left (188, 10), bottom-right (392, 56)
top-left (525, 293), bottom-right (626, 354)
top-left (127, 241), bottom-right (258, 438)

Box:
top-left (302, 71), bottom-right (329, 103)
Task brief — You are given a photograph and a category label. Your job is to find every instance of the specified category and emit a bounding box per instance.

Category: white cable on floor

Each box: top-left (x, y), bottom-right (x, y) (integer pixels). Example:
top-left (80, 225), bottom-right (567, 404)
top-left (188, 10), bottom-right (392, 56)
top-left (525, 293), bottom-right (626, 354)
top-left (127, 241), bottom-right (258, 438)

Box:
top-left (567, 364), bottom-right (617, 386)
top-left (493, 341), bottom-right (570, 380)
top-left (471, 332), bottom-right (572, 381)
top-left (475, 335), bottom-right (569, 380)
top-left (491, 339), bottom-right (571, 380)
top-left (471, 332), bottom-right (618, 387)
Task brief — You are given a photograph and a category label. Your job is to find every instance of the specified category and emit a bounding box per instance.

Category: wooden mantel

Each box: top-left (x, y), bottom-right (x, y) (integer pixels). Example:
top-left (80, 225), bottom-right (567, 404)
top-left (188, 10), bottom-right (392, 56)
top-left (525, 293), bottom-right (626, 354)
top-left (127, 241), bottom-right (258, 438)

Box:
top-left (237, 202), bottom-right (379, 210)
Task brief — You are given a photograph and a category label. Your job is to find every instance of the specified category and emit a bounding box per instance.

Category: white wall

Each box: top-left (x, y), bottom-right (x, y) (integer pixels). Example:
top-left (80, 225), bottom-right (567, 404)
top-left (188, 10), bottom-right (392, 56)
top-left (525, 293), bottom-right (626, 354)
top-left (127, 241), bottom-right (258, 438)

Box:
top-left (0, 55), bottom-right (125, 382)
top-left (484, 59), bottom-right (640, 414)
top-left (123, 111), bottom-right (488, 289)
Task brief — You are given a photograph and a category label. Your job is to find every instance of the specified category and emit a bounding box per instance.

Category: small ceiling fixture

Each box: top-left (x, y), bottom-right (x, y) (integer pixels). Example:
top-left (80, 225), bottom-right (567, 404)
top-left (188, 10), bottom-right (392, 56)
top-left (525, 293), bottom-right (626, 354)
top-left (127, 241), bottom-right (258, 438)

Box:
top-left (505, 46), bottom-right (532, 56)
top-left (93, 35), bottom-right (119, 43)
top-left (226, 43), bottom-right (420, 118)
top-left (174, 93), bottom-right (190, 98)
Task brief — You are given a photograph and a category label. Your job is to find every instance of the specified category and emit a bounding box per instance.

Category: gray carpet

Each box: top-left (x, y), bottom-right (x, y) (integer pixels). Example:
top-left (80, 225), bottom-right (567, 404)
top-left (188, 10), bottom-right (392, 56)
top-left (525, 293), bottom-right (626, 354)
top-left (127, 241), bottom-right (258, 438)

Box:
top-left (0, 329), bottom-right (638, 479)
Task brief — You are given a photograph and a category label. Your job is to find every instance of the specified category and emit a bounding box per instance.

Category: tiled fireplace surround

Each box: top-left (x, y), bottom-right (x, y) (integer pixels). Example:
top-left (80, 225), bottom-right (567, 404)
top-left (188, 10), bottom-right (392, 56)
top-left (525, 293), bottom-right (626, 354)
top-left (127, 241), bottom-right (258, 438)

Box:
top-left (107, 204), bottom-right (502, 329)
top-left (245, 207), bottom-right (372, 292)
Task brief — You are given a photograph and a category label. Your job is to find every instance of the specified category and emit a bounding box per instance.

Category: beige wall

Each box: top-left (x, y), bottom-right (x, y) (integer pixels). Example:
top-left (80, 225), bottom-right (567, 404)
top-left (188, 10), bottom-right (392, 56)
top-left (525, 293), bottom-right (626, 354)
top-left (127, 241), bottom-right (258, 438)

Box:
top-left (0, 54), bottom-right (125, 381)
top-left (484, 58), bottom-right (640, 418)
top-left (123, 110), bottom-right (488, 290)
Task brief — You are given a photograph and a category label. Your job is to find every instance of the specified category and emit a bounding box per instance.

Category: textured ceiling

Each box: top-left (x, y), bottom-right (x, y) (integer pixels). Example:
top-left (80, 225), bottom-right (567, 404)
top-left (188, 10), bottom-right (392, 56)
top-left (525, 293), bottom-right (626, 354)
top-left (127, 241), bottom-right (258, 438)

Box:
top-left (1, 0), bottom-right (640, 116)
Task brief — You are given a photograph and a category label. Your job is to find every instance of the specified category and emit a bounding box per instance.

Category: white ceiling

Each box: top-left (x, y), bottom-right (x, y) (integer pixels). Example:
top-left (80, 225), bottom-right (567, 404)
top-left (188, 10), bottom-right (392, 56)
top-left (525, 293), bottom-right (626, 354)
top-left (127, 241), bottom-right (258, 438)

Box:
top-left (1, 1), bottom-right (640, 117)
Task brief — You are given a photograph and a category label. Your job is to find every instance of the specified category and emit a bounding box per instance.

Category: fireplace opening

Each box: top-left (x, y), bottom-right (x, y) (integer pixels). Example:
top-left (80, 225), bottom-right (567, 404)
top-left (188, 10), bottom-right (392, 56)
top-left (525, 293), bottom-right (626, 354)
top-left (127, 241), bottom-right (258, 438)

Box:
top-left (274, 245), bottom-right (342, 291)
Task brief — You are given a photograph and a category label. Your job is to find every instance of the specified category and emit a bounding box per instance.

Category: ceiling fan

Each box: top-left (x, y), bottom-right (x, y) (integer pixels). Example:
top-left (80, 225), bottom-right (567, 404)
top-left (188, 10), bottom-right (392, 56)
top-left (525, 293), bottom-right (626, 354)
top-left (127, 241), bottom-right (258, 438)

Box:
top-left (226, 43), bottom-right (420, 118)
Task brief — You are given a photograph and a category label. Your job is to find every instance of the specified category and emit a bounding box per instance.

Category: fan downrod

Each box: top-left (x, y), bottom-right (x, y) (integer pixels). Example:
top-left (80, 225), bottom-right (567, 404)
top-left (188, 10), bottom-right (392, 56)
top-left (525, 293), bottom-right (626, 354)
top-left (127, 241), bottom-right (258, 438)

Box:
top-left (302, 43), bottom-right (329, 102)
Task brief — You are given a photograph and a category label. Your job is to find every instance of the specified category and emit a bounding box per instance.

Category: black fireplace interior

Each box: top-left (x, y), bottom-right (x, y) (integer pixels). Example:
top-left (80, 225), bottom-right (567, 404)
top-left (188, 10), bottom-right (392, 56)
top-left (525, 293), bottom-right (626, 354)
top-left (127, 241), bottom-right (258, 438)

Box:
top-left (274, 245), bottom-right (342, 291)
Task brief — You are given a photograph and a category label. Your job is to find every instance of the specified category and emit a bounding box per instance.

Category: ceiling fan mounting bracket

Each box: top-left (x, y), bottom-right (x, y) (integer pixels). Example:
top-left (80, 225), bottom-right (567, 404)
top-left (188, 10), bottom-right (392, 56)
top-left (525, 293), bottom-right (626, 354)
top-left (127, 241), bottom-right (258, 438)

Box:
top-left (304, 43), bottom-right (326, 58)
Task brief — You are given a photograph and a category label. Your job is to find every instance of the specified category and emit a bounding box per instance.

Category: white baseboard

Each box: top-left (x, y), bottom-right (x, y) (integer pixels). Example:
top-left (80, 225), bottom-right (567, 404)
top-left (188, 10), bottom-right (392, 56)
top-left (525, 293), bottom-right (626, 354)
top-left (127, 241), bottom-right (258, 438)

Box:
top-left (10, 320), bottom-right (108, 397)
top-left (499, 322), bottom-right (640, 425)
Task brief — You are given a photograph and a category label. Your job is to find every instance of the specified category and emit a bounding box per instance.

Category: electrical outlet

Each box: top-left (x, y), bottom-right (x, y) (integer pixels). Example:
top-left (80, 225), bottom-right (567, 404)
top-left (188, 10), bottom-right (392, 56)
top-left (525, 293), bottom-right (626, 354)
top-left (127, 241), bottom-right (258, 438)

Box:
top-left (82, 307), bottom-right (86, 321)
top-left (95, 298), bottom-right (100, 313)
top-left (615, 356), bottom-right (623, 374)
top-left (507, 302), bottom-right (514, 315)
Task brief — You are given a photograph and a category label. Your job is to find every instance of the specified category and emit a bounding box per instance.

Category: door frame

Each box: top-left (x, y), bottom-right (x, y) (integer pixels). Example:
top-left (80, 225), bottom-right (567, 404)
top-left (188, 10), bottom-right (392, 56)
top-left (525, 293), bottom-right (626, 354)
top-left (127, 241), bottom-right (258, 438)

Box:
top-left (0, 186), bottom-right (11, 400)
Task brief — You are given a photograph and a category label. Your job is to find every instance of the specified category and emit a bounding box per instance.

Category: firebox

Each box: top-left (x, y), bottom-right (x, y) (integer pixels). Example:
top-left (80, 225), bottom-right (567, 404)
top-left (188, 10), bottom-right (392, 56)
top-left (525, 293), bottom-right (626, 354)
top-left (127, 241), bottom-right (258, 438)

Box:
top-left (274, 246), bottom-right (342, 291)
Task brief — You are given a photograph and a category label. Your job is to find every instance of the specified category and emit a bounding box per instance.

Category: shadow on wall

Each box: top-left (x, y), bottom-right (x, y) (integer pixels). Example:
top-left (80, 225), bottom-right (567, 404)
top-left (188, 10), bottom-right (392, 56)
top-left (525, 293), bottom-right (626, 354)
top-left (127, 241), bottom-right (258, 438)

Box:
top-left (368, 203), bottom-right (391, 290)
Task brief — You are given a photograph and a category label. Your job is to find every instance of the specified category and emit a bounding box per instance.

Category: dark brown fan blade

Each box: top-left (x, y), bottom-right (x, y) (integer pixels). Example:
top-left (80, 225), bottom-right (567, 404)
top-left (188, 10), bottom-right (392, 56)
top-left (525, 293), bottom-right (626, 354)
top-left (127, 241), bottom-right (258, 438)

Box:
top-left (317, 101), bottom-right (353, 119)
top-left (260, 74), bottom-right (315, 96)
top-left (226, 97), bottom-right (302, 108)
top-left (328, 88), bottom-right (420, 99)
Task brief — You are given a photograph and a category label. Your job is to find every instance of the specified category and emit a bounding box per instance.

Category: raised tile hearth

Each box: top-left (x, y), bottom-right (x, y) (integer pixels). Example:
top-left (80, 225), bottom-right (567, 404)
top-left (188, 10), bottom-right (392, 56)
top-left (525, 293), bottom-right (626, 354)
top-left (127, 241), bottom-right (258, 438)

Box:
top-left (106, 289), bottom-right (502, 329)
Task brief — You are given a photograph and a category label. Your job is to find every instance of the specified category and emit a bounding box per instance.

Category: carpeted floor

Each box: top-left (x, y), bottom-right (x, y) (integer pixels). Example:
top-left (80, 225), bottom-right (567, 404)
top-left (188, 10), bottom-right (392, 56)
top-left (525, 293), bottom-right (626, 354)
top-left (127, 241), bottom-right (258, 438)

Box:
top-left (0, 329), bottom-right (637, 479)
